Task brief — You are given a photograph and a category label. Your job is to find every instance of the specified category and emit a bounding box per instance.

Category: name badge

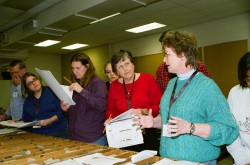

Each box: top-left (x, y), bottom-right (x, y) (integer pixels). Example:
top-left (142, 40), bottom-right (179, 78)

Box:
top-left (162, 124), bottom-right (172, 137)
top-left (13, 92), bottom-right (18, 98)
top-left (33, 126), bottom-right (41, 128)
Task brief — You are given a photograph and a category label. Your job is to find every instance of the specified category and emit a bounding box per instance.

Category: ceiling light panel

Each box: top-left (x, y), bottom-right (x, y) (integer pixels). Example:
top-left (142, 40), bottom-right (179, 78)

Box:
top-left (34, 40), bottom-right (61, 47)
top-left (126, 22), bottom-right (166, 33)
top-left (61, 43), bottom-right (88, 50)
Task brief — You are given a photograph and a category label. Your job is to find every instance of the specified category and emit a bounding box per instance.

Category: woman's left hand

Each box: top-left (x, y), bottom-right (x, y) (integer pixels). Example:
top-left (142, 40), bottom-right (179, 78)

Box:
top-left (39, 118), bottom-right (52, 126)
top-left (167, 116), bottom-right (191, 136)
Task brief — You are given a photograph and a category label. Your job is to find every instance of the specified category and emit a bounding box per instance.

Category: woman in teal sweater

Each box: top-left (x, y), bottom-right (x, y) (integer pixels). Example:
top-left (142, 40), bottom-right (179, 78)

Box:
top-left (136, 30), bottom-right (239, 165)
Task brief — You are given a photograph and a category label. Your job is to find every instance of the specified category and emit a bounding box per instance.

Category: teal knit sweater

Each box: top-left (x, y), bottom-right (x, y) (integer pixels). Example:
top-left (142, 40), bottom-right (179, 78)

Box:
top-left (159, 73), bottom-right (239, 163)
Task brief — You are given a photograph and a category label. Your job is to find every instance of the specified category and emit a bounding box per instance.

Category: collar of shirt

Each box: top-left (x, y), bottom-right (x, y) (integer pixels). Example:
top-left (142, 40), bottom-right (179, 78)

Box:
top-left (177, 69), bottom-right (196, 80)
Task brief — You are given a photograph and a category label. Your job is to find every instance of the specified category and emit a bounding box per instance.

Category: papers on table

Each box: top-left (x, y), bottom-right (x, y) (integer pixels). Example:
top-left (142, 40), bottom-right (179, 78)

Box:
top-left (0, 128), bottom-right (18, 134)
top-left (35, 68), bottom-right (75, 105)
top-left (53, 153), bottom-right (126, 165)
top-left (52, 159), bottom-right (82, 165)
top-left (131, 150), bottom-right (157, 163)
top-left (0, 120), bottom-right (40, 128)
top-left (152, 158), bottom-right (202, 165)
top-left (106, 109), bottom-right (143, 148)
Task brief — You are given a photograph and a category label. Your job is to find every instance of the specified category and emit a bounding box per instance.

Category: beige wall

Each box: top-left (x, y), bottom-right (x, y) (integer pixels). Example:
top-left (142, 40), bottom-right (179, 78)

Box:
top-left (133, 40), bottom-right (248, 97)
top-left (61, 44), bottom-right (110, 85)
top-left (0, 52), bottom-right (61, 109)
top-left (0, 80), bottom-right (11, 109)
top-left (25, 52), bottom-right (62, 84)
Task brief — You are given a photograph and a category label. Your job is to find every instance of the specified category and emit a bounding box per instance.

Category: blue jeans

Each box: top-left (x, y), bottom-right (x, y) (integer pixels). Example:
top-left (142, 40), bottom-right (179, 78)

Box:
top-left (202, 160), bottom-right (217, 165)
top-left (91, 135), bottom-right (107, 146)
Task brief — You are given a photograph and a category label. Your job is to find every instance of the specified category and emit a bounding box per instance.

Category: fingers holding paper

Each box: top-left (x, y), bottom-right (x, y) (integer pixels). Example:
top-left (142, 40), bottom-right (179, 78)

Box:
top-left (133, 108), bottom-right (149, 116)
top-left (61, 101), bottom-right (70, 111)
top-left (133, 109), bottom-right (154, 129)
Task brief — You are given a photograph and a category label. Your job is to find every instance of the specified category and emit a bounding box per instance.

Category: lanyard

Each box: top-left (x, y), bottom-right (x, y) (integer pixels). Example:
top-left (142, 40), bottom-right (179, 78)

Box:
top-left (123, 74), bottom-right (135, 109)
top-left (168, 71), bottom-right (198, 120)
top-left (34, 98), bottom-right (39, 120)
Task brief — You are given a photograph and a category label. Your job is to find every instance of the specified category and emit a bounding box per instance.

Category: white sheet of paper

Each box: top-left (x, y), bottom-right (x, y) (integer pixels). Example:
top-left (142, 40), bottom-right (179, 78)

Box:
top-left (0, 121), bottom-right (40, 128)
top-left (73, 153), bottom-right (125, 165)
top-left (52, 159), bottom-right (82, 165)
top-left (109, 109), bottom-right (135, 123)
top-left (106, 109), bottom-right (143, 148)
top-left (60, 85), bottom-right (73, 99)
top-left (152, 158), bottom-right (202, 165)
top-left (0, 128), bottom-right (18, 134)
top-left (35, 68), bottom-right (75, 105)
top-left (131, 150), bottom-right (157, 163)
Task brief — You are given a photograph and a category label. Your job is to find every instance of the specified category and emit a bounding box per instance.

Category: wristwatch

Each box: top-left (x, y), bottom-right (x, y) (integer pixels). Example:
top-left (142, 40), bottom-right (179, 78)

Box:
top-left (189, 123), bottom-right (196, 135)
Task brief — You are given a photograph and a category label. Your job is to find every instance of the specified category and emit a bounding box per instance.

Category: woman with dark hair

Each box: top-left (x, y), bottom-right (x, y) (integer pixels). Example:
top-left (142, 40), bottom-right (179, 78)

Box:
top-left (61, 52), bottom-right (108, 145)
top-left (104, 62), bottom-right (118, 90)
top-left (105, 49), bottom-right (162, 151)
top-left (227, 52), bottom-right (250, 165)
top-left (22, 72), bottom-right (67, 138)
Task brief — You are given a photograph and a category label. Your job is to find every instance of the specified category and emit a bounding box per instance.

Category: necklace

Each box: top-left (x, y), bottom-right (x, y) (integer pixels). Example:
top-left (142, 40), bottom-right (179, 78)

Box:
top-left (123, 74), bottom-right (135, 94)
top-left (127, 84), bottom-right (133, 95)
top-left (123, 74), bottom-right (135, 109)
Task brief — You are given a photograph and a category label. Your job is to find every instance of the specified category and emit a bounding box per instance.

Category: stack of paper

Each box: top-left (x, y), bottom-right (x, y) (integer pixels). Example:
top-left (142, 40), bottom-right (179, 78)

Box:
top-left (106, 109), bottom-right (143, 148)
top-left (152, 158), bottom-right (203, 165)
top-left (52, 153), bottom-right (125, 165)
top-left (0, 128), bottom-right (18, 134)
top-left (0, 120), bottom-right (40, 128)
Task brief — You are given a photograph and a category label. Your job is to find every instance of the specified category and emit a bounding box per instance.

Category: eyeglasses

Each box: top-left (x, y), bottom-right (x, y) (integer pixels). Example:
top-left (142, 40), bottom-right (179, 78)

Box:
top-left (26, 78), bottom-right (38, 86)
top-left (117, 61), bottom-right (132, 71)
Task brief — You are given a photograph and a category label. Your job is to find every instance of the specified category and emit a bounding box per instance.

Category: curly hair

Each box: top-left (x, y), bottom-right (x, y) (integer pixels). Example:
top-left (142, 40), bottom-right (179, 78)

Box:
top-left (161, 30), bottom-right (198, 68)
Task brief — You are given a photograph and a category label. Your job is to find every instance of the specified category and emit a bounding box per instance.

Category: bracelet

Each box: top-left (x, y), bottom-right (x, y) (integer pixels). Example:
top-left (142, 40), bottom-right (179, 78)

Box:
top-left (189, 123), bottom-right (196, 135)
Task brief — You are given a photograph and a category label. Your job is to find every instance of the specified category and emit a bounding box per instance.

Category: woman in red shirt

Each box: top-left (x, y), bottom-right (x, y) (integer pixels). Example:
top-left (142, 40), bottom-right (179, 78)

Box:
top-left (106, 49), bottom-right (162, 152)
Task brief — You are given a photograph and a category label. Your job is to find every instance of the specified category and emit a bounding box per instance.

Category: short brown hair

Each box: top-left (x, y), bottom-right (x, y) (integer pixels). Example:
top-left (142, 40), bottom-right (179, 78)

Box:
top-left (161, 30), bottom-right (198, 68)
top-left (111, 50), bottom-right (134, 73)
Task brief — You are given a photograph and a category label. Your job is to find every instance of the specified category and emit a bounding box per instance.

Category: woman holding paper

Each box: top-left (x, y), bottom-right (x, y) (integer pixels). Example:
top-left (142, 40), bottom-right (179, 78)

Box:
top-left (22, 72), bottom-right (67, 138)
top-left (105, 49), bottom-right (162, 151)
top-left (60, 53), bottom-right (108, 145)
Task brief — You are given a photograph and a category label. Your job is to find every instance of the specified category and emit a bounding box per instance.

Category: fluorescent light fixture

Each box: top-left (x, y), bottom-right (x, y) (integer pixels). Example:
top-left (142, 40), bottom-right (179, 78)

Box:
top-left (90, 13), bottom-right (121, 24)
top-left (61, 43), bottom-right (88, 50)
top-left (126, 22), bottom-right (166, 33)
top-left (43, 27), bottom-right (68, 33)
top-left (34, 40), bottom-right (61, 47)
top-left (38, 31), bottom-right (63, 37)
top-left (74, 13), bottom-right (98, 20)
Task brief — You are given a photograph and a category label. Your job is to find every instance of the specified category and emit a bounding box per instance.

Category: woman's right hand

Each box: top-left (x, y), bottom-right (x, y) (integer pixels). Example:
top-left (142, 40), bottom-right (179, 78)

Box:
top-left (60, 101), bottom-right (70, 111)
top-left (134, 109), bottom-right (154, 129)
top-left (104, 117), bottom-right (112, 126)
